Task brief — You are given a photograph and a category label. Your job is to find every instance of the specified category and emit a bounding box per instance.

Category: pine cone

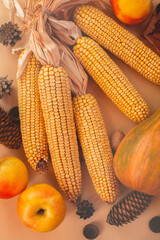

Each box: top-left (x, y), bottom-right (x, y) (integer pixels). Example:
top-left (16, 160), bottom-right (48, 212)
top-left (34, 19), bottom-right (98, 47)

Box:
top-left (8, 106), bottom-right (20, 122)
top-left (0, 75), bottom-right (13, 99)
top-left (0, 106), bottom-right (22, 149)
top-left (0, 21), bottom-right (21, 47)
top-left (76, 200), bottom-right (95, 219)
top-left (106, 191), bottom-right (153, 226)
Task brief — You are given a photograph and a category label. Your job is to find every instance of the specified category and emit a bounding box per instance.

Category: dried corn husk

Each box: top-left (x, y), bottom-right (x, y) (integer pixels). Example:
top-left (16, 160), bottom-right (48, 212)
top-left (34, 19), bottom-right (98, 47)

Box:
top-left (2, 0), bottom-right (109, 95)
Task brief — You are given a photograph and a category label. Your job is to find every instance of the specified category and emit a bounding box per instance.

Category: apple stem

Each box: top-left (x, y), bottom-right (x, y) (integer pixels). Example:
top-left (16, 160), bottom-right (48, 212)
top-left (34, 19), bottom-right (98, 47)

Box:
top-left (36, 208), bottom-right (45, 215)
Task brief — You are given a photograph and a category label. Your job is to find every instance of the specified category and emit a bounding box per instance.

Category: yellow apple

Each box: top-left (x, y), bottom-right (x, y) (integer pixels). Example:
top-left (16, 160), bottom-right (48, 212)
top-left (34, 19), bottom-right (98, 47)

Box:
top-left (0, 156), bottom-right (28, 199)
top-left (17, 184), bottom-right (66, 232)
top-left (110, 0), bottom-right (152, 25)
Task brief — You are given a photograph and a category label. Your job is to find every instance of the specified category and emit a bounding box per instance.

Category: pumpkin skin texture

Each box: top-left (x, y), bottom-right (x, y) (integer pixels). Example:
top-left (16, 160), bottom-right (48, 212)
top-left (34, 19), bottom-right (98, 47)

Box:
top-left (113, 108), bottom-right (160, 196)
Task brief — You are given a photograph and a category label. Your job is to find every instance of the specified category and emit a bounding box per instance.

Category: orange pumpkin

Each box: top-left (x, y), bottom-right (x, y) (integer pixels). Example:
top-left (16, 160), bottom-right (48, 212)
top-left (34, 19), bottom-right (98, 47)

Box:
top-left (113, 108), bottom-right (160, 196)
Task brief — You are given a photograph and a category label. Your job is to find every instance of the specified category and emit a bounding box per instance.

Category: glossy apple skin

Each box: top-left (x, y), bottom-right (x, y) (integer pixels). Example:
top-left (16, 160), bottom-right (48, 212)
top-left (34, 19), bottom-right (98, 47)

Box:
top-left (110, 0), bottom-right (152, 25)
top-left (17, 184), bottom-right (66, 232)
top-left (0, 157), bottom-right (28, 199)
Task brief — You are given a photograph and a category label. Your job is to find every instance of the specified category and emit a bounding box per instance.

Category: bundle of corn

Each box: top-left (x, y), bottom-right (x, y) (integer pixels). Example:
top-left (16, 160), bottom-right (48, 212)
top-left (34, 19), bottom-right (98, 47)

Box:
top-left (73, 5), bottom-right (160, 86)
top-left (73, 37), bottom-right (149, 123)
top-left (0, 106), bottom-right (21, 149)
top-left (7, 0), bottom-right (155, 209)
top-left (38, 65), bottom-right (82, 204)
top-left (73, 94), bottom-right (119, 203)
top-left (17, 51), bottom-right (49, 173)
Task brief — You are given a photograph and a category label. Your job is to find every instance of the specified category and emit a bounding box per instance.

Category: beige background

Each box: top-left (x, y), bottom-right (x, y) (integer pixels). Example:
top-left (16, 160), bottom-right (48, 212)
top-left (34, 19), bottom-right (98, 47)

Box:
top-left (0, 0), bottom-right (160, 239)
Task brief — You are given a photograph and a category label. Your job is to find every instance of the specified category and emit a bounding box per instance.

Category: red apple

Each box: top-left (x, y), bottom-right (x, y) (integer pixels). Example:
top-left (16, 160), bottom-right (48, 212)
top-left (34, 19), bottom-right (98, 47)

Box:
top-left (110, 0), bottom-right (152, 25)
top-left (0, 156), bottom-right (28, 199)
top-left (17, 184), bottom-right (66, 232)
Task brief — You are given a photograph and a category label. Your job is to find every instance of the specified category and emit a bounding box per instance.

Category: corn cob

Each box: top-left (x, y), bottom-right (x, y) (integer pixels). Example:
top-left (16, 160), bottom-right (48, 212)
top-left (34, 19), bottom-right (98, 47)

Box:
top-left (38, 65), bottom-right (81, 204)
top-left (73, 5), bottom-right (160, 85)
top-left (73, 37), bottom-right (149, 123)
top-left (73, 93), bottom-right (119, 203)
top-left (17, 51), bottom-right (49, 173)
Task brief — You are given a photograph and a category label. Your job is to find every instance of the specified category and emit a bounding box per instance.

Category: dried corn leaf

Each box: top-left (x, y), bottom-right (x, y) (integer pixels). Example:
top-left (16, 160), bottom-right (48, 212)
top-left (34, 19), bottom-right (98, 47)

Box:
top-left (1, 0), bottom-right (24, 22)
top-left (2, 0), bottom-right (108, 95)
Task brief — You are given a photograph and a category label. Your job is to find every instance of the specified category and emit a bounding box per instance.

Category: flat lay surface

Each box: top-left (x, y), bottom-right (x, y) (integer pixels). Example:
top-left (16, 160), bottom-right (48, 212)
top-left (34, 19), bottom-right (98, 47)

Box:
top-left (0, 0), bottom-right (160, 239)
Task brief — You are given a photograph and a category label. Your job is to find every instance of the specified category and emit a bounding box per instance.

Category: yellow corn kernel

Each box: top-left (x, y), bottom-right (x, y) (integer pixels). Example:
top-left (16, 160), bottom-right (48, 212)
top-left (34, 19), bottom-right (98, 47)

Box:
top-left (73, 94), bottom-right (119, 203)
top-left (73, 5), bottom-right (160, 85)
top-left (73, 37), bottom-right (149, 123)
top-left (17, 51), bottom-right (49, 173)
top-left (38, 65), bottom-right (81, 204)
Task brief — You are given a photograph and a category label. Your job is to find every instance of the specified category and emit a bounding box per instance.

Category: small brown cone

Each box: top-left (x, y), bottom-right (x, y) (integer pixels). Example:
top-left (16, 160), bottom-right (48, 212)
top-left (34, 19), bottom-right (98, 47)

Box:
top-left (0, 21), bottom-right (21, 47)
top-left (76, 200), bottom-right (95, 220)
top-left (0, 75), bottom-right (13, 99)
top-left (106, 191), bottom-right (153, 226)
top-left (0, 106), bottom-right (22, 149)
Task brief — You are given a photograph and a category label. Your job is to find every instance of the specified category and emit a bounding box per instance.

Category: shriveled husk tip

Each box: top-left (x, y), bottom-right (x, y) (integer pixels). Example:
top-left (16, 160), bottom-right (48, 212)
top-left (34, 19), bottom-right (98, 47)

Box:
top-left (3, 0), bottom-right (109, 96)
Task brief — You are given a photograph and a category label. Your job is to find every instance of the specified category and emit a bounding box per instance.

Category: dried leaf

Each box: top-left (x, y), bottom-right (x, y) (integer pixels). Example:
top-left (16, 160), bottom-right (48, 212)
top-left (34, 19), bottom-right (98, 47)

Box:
top-left (53, 37), bottom-right (87, 95)
top-left (3, 0), bottom-right (109, 95)
top-left (16, 48), bottom-right (32, 79)
top-left (143, 4), bottom-right (160, 56)
top-left (46, 0), bottom-right (108, 19)
top-left (1, 0), bottom-right (24, 21)
top-left (48, 17), bottom-right (82, 45)
top-left (12, 29), bottom-right (31, 54)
